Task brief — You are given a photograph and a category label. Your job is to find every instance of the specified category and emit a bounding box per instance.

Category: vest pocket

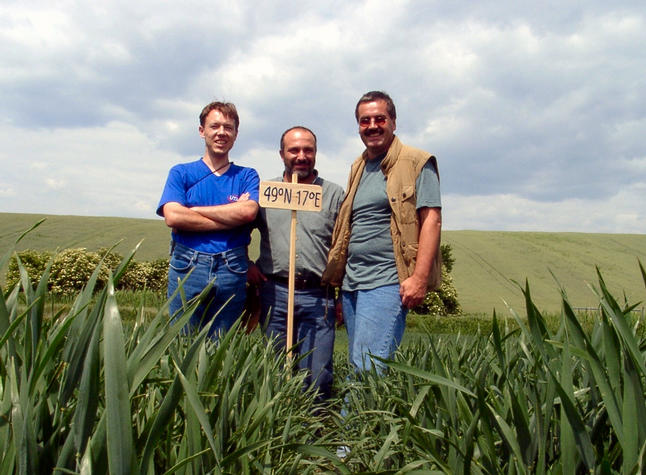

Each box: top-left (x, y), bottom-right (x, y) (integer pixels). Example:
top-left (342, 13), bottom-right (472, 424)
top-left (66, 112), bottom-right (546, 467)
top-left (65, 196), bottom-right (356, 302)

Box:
top-left (401, 242), bottom-right (418, 261)
top-left (398, 185), bottom-right (417, 223)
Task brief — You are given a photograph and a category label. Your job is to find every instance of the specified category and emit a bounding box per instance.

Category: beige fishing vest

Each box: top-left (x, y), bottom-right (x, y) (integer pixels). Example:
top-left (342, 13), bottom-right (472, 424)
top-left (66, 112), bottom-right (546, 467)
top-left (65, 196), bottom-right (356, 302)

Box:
top-left (322, 136), bottom-right (442, 290)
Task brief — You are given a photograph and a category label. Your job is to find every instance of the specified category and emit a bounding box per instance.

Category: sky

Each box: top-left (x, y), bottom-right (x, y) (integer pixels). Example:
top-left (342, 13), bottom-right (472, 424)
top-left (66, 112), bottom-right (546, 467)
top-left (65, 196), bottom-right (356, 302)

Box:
top-left (1, 0), bottom-right (645, 233)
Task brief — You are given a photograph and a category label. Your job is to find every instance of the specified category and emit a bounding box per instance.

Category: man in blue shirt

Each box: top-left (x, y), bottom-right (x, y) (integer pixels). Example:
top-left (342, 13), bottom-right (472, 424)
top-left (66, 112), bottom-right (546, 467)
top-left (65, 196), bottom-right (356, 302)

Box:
top-left (157, 101), bottom-right (260, 337)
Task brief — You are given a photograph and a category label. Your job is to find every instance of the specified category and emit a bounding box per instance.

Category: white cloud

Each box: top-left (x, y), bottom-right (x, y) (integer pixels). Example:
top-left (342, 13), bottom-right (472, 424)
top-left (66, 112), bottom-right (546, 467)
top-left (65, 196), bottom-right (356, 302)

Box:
top-left (0, 121), bottom-right (185, 217)
top-left (0, 185), bottom-right (16, 197)
top-left (445, 183), bottom-right (646, 233)
top-left (45, 178), bottom-right (66, 190)
top-left (0, 0), bottom-right (644, 233)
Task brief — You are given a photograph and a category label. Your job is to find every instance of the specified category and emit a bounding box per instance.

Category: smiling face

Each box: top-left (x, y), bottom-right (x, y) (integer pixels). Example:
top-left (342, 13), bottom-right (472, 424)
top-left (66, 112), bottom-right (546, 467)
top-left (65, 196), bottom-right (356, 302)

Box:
top-left (199, 109), bottom-right (238, 160)
top-left (280, 128), bottom-right (317, 182)
top-left (357, 100), bottom-right (396, 159)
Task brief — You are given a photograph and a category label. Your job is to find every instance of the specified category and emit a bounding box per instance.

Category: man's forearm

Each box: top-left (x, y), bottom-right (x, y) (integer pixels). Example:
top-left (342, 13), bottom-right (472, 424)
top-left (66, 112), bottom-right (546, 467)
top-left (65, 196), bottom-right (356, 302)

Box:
top-left (191, 200), bottom-right (259, 228)
top-left (398, 207), bottom-right (442, 308)
top-left (163, 202), bottom-right (221, 231)
top-left (412, 207), bottom-right (442, 282)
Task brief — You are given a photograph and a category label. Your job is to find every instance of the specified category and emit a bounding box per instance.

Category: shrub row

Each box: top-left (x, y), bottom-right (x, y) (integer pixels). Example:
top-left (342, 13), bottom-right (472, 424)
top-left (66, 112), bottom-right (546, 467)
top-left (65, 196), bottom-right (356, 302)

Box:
top-left (5, 248), bottom-right (168, 294)
top-left (5, 245), bottom-right (462, 315)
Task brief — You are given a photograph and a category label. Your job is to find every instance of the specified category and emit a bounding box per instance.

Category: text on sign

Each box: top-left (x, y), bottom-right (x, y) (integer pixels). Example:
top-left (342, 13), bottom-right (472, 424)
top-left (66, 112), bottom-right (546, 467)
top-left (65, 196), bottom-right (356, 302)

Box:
top-left (259, 181), bottom-right (323, 211)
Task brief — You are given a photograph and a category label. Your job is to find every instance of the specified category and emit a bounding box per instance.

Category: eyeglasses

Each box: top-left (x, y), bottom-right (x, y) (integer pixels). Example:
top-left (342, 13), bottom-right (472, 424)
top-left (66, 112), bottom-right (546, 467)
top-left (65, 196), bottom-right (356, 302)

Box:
top-left (359, 115), bottom-right (388, 128)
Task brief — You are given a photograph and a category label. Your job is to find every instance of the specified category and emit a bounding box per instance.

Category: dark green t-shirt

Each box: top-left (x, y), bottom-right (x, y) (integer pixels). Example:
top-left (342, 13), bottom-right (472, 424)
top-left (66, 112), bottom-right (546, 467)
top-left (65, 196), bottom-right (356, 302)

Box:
top-left (342, 157), bottom-right (441, 291)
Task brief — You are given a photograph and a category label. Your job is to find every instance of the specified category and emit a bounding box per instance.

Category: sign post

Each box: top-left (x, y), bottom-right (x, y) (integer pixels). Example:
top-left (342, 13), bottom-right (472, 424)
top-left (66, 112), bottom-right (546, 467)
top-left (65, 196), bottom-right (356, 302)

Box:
top-left (258, 174), bottom-right (323, 361)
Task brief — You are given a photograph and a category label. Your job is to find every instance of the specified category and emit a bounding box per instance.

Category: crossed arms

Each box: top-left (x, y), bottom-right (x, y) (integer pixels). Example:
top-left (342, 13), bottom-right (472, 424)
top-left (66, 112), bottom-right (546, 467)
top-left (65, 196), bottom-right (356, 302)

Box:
top-left (162, 193), bottom-right (259, 232)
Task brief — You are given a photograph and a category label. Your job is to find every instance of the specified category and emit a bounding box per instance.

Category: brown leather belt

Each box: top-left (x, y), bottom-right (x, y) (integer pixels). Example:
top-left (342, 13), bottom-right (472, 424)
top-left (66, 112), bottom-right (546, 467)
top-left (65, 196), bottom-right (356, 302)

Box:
top-left (266, 274), bottom-right (323, 290)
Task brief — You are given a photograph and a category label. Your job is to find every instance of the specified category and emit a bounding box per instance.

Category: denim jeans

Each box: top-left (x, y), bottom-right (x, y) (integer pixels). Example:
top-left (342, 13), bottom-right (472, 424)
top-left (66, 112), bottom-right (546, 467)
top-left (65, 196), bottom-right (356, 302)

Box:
top-left (167, 241), bottom-right (248, 339)
top-left (260, 280), bottom-right (335, 401)
top-left (342, 284), bottom-right (408, 372)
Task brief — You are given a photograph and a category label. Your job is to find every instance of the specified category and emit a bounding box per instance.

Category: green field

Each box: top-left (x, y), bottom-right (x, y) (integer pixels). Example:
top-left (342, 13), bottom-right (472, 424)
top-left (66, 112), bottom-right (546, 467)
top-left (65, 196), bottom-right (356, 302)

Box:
top-left (2, 212), bottom-right (645, 315)
top-left (0, 212), bottom-right (170, 262)
top-left (446, 230), bottom-right (646, 314)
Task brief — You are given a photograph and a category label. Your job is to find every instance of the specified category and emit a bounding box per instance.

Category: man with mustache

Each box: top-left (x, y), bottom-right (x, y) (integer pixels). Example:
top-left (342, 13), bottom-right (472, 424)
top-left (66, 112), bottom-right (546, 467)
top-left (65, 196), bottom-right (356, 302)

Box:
top-left (157, 101), bottom-right (260, 338)
top-left (248, 126), bottom-right (344, 402)
top-left (323, 90), bottom-right (442, 373)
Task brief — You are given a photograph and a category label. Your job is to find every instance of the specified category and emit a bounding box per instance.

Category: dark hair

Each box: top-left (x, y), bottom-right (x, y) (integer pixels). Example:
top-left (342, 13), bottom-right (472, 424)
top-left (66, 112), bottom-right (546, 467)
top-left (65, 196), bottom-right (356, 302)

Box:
top-left (279, 126), bottom-right (317, 152)
top-left (354, 90), bottom-right (397, 121)
top-left (199, 101), bottom-right (240, 130)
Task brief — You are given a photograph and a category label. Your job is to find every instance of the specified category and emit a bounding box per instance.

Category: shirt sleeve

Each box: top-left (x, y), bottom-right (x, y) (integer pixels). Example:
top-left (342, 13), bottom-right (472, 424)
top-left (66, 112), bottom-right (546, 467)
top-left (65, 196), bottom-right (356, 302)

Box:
top-left (156, 166), bottom-right (187, 216)
top-left (330, 184), bottom-right (345, 218)
top-left (243, 168), bottom-right (261, 202)
top-left (416, 159), bottom-right (442, 209)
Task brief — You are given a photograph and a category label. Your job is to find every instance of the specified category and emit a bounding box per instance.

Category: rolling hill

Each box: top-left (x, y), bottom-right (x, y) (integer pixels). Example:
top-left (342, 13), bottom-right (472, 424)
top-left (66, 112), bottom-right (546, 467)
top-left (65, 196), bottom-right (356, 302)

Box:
top-left (1, 212), bottom-right (645, 315)
top-left (445, 231), bottom-right (646, 314)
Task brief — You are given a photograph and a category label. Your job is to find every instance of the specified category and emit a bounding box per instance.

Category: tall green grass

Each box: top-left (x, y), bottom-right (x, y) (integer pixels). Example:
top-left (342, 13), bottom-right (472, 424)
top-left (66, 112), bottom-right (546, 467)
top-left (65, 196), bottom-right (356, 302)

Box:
top-left (2, 226), bottom-right (646, 472)
top-left (0, 238), bottom-right (338, 474)
top-left (333, 264), bottom-right (646, 472)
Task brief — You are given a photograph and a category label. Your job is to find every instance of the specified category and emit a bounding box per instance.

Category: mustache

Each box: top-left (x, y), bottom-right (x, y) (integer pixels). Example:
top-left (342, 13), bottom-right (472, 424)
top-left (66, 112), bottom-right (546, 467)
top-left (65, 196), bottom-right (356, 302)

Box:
top-left (364, 128), bottom-right (383, 136)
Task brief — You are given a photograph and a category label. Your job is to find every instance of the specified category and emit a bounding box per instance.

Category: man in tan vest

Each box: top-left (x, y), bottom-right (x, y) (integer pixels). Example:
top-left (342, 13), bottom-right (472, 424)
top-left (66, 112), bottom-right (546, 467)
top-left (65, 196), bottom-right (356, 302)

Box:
top-left (323, 90), bottom-right (442, 373)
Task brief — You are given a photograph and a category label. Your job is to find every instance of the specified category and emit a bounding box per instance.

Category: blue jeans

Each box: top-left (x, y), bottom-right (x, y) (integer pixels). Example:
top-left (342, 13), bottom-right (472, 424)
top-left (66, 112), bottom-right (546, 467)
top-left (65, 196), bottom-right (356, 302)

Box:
top-left (342, 284), bottom-right (408, 372)
top-left (260, 280), bottom-right (335, 401)
top-left (167, 241), bottom-right (248, 338)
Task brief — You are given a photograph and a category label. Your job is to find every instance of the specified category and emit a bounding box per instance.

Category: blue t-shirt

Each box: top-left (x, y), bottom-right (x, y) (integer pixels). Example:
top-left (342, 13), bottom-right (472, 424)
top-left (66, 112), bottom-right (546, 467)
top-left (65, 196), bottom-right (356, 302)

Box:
top-left (157, 159), bottom-right (260, 253)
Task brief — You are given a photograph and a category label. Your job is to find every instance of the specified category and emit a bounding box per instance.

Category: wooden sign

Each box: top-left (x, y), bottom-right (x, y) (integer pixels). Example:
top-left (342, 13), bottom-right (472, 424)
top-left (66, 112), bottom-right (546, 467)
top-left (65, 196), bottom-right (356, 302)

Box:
top-left (259, 181), bottom-right (322, 211)
top-left (258, 176), bottom-right (323, 362)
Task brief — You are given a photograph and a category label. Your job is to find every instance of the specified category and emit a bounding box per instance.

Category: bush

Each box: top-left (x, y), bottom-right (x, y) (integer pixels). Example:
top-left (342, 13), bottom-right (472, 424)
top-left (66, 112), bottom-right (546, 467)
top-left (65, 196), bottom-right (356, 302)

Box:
top-left (97, 247), bottom-right (169, 292)
top-left (5, 248), bottom-right (169, 295)
top-left (49, 248), bottom-right (106, 294)
top-left (440, 243), bottom-right (454, 273)
top-left (5, 249), bottom-right (52, 289)
top-left (144, 258), bottom-right (169, 292)
top-left (414, 268), bottom-right (462, 316)
top-left (118, 259), bottom-right (168, 293)
top-left (118, 260), bottom-right (148, 290)
top-left (410, 243), bottom-right (461, 316)
top-left (97, 247), bottom-right (123, 273)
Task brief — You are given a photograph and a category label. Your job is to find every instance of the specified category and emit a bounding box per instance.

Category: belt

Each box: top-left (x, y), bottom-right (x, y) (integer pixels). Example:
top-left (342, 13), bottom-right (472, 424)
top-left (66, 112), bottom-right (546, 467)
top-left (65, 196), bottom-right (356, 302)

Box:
top-left (266, 273), bottom-right (323, 290)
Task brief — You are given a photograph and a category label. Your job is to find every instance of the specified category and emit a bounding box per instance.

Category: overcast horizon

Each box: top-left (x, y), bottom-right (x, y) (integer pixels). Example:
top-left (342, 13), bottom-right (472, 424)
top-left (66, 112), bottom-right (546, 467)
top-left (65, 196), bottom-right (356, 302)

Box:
top-left (1, 1), bottom-right (645, 234)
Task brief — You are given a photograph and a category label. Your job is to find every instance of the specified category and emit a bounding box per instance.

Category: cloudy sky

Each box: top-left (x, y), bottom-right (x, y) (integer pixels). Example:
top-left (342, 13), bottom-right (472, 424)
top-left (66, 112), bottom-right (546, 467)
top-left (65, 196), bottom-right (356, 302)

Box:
top-left (1, 1), bottom-right (644, 233)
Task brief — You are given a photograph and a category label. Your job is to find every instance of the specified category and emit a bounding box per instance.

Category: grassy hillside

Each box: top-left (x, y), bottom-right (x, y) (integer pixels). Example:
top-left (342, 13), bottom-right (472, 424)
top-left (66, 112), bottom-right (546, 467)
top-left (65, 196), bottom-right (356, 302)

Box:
top-left (0, 213), bottom-right (171, 262)
top-left (444, 231), bottom-right (646, 314)
top-left (2, 213), bottom-right (645, 315)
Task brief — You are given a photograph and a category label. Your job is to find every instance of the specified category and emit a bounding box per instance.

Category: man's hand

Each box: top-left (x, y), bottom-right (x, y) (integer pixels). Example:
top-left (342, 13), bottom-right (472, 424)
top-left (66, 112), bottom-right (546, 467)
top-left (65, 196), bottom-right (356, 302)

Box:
top-left (191, 198), bottom-right (258, 229)
top-left (247, 262), bottom-right (267, 285)
top-left (399, 206), bottom-right (441, 309)
top-left (399, 274), bottom-right (428, 309)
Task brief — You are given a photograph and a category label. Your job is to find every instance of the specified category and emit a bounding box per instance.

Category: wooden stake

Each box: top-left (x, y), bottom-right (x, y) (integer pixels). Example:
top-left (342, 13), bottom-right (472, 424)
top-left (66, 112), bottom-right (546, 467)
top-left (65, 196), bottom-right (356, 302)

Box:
top-left (286, 172), bottom-right (298, 361)
top-left (257, 173), bottom-right (322, 365)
